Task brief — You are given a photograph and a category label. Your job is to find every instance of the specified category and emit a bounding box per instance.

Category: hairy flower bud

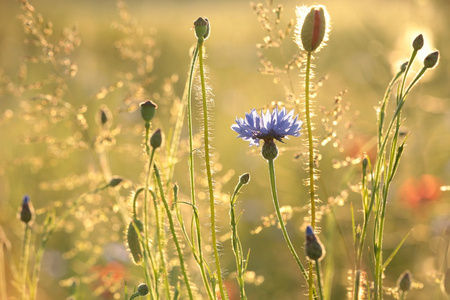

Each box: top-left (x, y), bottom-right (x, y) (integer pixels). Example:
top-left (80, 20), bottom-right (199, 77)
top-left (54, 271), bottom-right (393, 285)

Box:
top-left (295, 5), bottom-right (330, 53)
top-left (109, 177), bottom-right (123, 187)
top-left (412, 34), bottom-right (424, 51)
top-left (127, 219), bottom-right (144, 265)
top-left (139, 100), bottom-right (157, 123)
top-left (239, 173), bottom-right (250, 185)
top-left (397, 270), bottom-right (412, 292)
top-left (262, 140), bottom-right (279, 161)
top-left (423, 51), bottom-right (439, 69)
top-left (20, 195), bottom-right (34, 225)
top-left (150, 128), bottom-right (163, 149)
top-left (137, 283), bottom-right (149, 296)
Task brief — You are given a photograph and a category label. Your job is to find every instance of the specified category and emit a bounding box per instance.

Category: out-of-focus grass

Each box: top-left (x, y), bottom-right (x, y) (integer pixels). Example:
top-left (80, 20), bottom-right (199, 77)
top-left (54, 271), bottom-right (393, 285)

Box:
top-left (0, 0), bottom-right (449, 299)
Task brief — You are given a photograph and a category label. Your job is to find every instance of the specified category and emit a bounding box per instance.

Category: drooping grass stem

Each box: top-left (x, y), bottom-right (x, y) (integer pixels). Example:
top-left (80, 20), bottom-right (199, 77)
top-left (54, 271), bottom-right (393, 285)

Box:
top-left (198, 41), bottom-right (227, 300)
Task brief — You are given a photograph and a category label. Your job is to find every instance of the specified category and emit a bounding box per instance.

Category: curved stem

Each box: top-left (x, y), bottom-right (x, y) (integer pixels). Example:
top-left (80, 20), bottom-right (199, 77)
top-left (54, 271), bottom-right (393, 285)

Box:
top-left (198, 42), bottom-right (227, 299)
top-left (154, 164), bottom-right (194, 299)
top-left (267, 159), bottom-right (312, 290)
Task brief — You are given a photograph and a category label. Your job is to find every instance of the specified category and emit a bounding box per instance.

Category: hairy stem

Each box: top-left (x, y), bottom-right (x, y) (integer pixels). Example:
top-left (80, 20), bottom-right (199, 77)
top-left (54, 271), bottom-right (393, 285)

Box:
top-left (198, 41), bottom-right (227, 300)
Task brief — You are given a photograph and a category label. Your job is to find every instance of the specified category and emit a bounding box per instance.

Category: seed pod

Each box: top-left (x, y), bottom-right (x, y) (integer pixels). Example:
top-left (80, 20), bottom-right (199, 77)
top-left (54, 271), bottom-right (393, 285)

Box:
top-left (139, 100), bottom-right (157, 123)
top-left (127, 219), bottom-right (144, 264)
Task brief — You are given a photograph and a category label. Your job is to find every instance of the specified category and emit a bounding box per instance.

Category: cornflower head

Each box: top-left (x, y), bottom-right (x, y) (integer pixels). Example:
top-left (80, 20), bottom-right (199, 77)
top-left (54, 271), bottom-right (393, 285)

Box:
top-left (231, 107), bottom-right (302, 160)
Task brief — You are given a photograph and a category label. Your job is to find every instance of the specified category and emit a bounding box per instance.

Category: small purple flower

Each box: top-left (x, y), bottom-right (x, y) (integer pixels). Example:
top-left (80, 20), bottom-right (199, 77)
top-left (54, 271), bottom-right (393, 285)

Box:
top-left (231, 107), bottom-right (302, 146)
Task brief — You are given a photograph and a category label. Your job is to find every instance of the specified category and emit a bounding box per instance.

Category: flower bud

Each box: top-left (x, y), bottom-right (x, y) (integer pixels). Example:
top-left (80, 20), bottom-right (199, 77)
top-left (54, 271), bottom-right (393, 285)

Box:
top-left (127, 219), bottom-right (144, 265)
top-left (109, 177), bottom-right (123, 187)
top-left (239, 173), bottom-right (250, 185)
top-left (96, 105), bottom-right (112, 129)
top-left (400, 61), bottom-right (408, 73)
top-left (137, 283), bottom-right (149, 296)
top-left (150, 128), bottom-right (163, 149)
top-left (305, 225), bottom-right (325, 261)
top-left (194, 17), bottom-right (210, 42)
top-left (397, 270), bottom-right (412, 292)
top-left (262, 140), bottom-right (279, 160)
top-left (20, 195), bottom-right (34, 225)
top-left (412, 34), bottom-right (424, 51)
top-left (139, 100), bottom-right (157, 123)
top-left (423, 51), bottom-right (439, 69)
top-left (296, 5), bottom-right (330, 53)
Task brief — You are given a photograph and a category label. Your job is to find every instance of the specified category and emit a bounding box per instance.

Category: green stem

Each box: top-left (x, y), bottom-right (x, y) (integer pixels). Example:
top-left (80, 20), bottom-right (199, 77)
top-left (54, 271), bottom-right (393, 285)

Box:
top-left (143, 123), bottom-right (160, 300)
top-left (267, 159), bottom-right (312, 289)
top-left (315, 260), bottom-right (324, 300)
top-left (198, 41), bottom-right (227, 300)
top-left (149, 189), bottom-right (171, 300)
top-left (187, 45), bottom-right (213, 299)
top-left (154, 164), bottom-right (194, 300)
top-left (230, 181), bottom-right (248, 300)
top-left (21, 224), bottom-right (31, 300)
top-left (304, 51), bottom-right (317, 300)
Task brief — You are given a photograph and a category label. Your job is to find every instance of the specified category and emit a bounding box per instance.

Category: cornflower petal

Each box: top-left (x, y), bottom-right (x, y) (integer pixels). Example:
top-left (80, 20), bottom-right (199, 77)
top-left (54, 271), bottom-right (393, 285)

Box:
top-left (231, 107), bottom-right (303, 146)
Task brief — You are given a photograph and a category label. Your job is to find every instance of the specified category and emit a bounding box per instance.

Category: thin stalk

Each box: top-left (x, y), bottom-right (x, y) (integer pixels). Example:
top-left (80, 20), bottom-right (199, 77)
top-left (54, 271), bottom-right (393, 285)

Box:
top-left (143, 123), bottom-right (162, 300)
top-left (267, 159), bottom-right (312, 291)
top-left (230, 180), bottom-right (248, 300)
top-left (304, 51), bottom-right (317, 300)
top-left (315, 260), bottom-right (324, 300)
top-left (198, 41), bottom-right (227, 300)
top-left (149, 188), bottom-right (171, 300)
top-left (154, 164), bottom-right (194, 300)
top-left (20, 224), bottom-right (31, 300)
top-left (187, 45), bottom-right (213, 299)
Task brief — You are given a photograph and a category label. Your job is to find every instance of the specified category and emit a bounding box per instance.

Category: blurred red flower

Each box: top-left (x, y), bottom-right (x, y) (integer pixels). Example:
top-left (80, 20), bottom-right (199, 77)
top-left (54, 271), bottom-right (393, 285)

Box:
top-left (399, 174), bottom-right (442, 208)
top-left (90, 261), bottom-right (125, 299)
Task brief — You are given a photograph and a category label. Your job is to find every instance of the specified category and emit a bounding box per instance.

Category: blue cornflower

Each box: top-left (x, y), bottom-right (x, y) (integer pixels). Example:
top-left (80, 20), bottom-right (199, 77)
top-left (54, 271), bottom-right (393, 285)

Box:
top-left (231, 107), bottom-right (302, 147)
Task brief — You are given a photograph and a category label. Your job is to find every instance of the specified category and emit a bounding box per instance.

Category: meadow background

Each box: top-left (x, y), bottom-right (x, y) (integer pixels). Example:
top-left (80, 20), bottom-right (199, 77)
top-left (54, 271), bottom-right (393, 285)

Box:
top-left (0, 0), bottom-right (449, 299)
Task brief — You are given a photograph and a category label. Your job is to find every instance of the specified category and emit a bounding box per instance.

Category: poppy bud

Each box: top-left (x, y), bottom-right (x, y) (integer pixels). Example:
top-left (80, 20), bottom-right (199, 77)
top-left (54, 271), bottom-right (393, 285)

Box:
top-left (397, 270), bottom-right (412, 292)
top-left (412, 34), bottom-right (424, 51)
top-left (109, 177), bottom-right (123, 187)
top-left (239, 173), bottom-right (250, 185)
top-left (150, 128), bottom-right (163, 149)
top-left (423, 51), bottom-right (439, 69)
top-left (137, 283), bottom-right (149, 296)
top-left (296, 5), bottom-right (330, 53)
